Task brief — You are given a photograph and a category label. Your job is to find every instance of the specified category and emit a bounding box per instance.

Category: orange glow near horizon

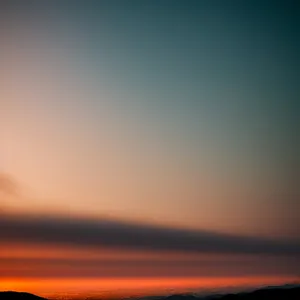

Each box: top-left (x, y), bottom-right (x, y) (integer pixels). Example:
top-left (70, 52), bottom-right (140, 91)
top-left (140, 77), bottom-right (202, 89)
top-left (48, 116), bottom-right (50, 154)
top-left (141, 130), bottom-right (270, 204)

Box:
top-left (1, 276), bottom-right (298, 299)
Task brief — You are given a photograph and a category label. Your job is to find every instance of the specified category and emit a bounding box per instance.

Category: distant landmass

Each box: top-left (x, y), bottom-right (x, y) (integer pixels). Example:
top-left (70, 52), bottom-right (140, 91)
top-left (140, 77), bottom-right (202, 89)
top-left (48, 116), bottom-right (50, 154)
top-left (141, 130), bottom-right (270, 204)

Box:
top-left (0, 291), bottom-right (46, 299)
top-left (162, 286), bottom-right (300, 300)
top-left (143, 285), bottom-right (300, 300)
top-left (1, 285), bottom-right (300, 300)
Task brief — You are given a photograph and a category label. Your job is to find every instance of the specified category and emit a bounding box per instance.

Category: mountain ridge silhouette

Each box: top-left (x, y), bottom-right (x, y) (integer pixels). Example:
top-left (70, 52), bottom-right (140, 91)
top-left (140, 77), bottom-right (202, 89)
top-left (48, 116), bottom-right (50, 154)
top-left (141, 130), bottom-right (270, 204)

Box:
top-left (0, 291), bottom-right (46, 299)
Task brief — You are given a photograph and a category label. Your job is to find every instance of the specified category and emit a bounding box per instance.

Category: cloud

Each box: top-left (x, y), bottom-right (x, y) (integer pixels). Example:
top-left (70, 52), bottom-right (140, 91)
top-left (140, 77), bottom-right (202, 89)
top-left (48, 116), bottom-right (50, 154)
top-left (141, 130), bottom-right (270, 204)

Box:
top-left (0, 213), bottom-right (299, 255)
top-left (0, 174), bottom-right (18, 197)
top-left (1, 256), bottom-right (299, 278)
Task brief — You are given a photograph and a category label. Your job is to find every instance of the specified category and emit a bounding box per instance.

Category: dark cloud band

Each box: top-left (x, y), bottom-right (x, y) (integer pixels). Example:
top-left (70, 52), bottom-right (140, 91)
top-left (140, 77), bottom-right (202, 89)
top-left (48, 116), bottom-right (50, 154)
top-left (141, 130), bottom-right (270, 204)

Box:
top-left (1, 213), bottom-right (299, 255)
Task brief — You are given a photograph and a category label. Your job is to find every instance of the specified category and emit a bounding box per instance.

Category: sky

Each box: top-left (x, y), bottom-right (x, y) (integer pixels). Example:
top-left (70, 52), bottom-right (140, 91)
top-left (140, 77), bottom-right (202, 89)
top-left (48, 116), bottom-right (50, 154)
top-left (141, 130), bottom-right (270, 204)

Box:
top-left (1, 0), bottom-right (299, 298)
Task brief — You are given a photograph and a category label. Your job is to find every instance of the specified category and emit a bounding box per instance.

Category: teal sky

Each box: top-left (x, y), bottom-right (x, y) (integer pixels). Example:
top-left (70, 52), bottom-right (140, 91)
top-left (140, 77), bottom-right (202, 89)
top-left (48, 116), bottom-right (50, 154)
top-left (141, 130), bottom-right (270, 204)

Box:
top-left (2, 0), bottom-right (299, 238)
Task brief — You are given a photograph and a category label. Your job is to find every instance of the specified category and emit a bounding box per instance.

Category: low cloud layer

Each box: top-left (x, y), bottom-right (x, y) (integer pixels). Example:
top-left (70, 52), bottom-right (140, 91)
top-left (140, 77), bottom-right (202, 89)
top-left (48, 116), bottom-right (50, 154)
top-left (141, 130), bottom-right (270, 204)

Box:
top-left (1, 256), bottom-right (299, 278)
top-left (1, 213), bottom-right (300, 255)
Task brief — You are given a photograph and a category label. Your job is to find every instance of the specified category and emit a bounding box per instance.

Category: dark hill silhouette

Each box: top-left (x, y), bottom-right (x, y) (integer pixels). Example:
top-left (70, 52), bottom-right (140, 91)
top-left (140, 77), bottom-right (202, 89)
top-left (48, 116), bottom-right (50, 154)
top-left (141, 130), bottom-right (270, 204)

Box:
top-left (164, 295), bottom-right (199, 300)
top-left (213, 286), bottom-right (300, 299)
top-left (0, 291), bottom-right (46, 300)
top-left (161, 286), bottom-right (300, 300)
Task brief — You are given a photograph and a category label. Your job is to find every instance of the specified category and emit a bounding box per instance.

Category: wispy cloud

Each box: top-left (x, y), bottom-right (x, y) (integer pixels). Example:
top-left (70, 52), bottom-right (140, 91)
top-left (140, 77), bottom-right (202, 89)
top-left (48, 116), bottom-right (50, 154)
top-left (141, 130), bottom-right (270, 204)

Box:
top-left (0, 173), bottom-right (18, 197)
top-left (1, 213), bottom-right (299, 255)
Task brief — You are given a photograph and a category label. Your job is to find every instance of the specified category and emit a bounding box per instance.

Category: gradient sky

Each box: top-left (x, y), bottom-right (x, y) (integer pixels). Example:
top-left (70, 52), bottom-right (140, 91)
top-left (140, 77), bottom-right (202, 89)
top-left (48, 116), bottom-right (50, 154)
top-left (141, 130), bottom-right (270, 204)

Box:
top-left (1, 0), bottom-right (299, 298)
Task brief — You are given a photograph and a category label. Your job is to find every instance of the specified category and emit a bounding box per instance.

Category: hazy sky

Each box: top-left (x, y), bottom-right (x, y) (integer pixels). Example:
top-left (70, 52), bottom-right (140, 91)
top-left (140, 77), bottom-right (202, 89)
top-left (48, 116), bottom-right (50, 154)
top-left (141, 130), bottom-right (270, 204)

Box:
top-left (1, 0), bottom-right (299, 297)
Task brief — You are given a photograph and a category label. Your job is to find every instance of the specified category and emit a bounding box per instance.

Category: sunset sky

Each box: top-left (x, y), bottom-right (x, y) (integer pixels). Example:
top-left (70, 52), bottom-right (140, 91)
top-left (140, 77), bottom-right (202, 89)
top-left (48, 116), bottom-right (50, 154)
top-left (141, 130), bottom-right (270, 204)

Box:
top-left (1, 0), bottom-right (299, 298)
